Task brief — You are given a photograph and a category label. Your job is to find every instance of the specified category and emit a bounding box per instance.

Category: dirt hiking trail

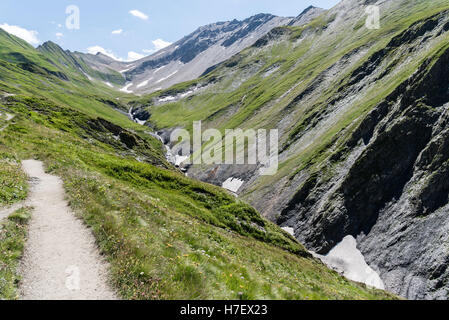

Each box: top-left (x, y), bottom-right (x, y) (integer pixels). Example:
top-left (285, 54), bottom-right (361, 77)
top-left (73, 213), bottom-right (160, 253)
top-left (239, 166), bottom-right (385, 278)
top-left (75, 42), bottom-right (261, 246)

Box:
top-left (19, 160), bottom-right (117, 300)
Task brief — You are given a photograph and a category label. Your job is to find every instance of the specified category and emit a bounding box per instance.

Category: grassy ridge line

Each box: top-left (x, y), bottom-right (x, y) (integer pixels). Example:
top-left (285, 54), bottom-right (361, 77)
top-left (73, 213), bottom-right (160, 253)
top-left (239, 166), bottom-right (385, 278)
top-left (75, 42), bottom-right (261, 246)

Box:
top-left (0, 29), bottom-right (141, 132)
top-left (0, 207), bottom-right (31, 300)
top-left (0, 95), bottom-right (395, 300)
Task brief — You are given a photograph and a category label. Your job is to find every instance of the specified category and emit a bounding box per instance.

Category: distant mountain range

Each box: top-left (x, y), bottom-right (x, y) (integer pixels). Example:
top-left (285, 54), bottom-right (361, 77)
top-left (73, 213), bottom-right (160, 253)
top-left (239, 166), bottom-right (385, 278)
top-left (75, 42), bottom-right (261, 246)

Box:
top-left (34, 7), bottom-right (325, 94)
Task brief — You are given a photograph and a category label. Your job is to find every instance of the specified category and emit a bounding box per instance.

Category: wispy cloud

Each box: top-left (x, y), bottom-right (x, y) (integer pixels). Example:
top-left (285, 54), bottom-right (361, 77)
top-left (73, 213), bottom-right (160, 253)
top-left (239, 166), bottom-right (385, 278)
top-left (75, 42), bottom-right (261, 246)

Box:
top-left (56, 32), bottom-right (64, 38)
top-left (87, 46), bottom-right (122, 61)
top-left (143, 39), bottom-right (172, 54)
top-left (0, 23), bottom-right (40, 45)
top-left (87, 46), bottom-right (146, 62)
top-left (153, 39), bottom-right (172, 50)
top-left (129, 9), bottom-right (149, 20)
top-left (112, 29), bottom-right (123, 35)
top-left (127, 51), bottom-right (145, 61)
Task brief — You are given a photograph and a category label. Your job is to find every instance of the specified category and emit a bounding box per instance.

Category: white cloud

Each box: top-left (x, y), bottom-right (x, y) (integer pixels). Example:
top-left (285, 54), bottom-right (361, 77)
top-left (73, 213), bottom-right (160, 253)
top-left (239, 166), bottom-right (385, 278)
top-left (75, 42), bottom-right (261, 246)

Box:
top-left (56, 32), bottom-right (63, 38)
top-left (87, 46), bottom-right (123, 61)
top-left (0, 23), bottom-right (40, 45)
top-left (87, 46), bottom-right (147, 62)
top-left (152, 38), bottom-right (172, 50)
top-left (127, 51), bottom-right (145, 61)
top-left (129, 10), bottom-right (148, 20)
top-left (142, 39), bottom-right (172, 55)
top-left (112, 29), bottom-right (123, 35)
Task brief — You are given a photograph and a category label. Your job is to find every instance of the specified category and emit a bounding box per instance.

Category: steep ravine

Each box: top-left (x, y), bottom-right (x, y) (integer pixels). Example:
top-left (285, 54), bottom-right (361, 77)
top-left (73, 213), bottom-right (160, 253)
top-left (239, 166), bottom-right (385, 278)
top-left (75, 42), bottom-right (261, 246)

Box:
top-left (278, 39), bottom-right (449, 300)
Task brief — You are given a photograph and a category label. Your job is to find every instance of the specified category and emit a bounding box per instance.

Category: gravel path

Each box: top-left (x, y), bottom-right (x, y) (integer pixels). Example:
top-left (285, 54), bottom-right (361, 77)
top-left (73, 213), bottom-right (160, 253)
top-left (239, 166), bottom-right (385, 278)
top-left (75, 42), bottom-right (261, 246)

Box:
top-left (19, 160), bottom-right (117, 300)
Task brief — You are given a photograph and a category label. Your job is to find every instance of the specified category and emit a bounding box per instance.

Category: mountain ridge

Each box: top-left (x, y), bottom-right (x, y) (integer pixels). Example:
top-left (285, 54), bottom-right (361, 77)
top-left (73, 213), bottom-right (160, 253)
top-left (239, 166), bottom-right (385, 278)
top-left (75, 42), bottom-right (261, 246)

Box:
top-left (78, 11), bottom-right (325, 94)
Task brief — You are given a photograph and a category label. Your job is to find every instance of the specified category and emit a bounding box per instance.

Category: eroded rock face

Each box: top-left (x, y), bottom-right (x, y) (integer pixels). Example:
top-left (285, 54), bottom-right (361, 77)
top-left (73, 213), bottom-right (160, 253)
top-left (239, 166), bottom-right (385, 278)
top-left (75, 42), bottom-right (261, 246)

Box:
top-left (119, 14), bottom-right (296, 93)
top-left (276, 16), bottom-right (449, 299)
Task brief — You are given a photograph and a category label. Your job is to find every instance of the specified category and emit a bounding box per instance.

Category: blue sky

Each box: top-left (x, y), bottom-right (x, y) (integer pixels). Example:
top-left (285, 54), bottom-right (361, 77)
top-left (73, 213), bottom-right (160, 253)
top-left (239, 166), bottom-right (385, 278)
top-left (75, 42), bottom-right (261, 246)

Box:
top-left (0, 0), bottom-right (339, 61)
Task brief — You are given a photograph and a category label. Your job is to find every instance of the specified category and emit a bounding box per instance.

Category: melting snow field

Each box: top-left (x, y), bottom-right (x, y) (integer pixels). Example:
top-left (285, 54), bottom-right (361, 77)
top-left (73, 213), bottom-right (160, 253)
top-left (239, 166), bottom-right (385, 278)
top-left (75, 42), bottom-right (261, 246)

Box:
top-left (156, 70), bottom-right (178, 84)
top-left (83, 72), bottom-right (93, 81)
top-left (222, 178), bottom-right (245, 193)
top-left (137, 78), bottom-right (153, 88)
top-left (174, 155), bottom-right (189, 167)
top-left (159, 96), bottom-right (176, 103)
top-left (313, 236), bottom-right (385, 290)
top-left (153, 66), bottom-right (166, 74)
top-left (135, 119), bottom-right (146, 125)
top-left (120, 65), bottom-right (136, 73)
top-left (120, 83), bottom-right (134, 93)
top-left (104, 82), bottom-right (113, 88)
top-left (164, 146), bottom-right (190, 167)
top-left (281, 227), bottom-right (295, 236)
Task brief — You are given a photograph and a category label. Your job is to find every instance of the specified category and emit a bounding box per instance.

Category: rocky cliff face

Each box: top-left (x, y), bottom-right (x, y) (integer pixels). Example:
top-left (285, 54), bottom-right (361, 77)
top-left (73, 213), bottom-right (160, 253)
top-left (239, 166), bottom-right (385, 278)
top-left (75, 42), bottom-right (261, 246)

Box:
top-left (289, 6), bottom-right (326, 26)
top-left (116, 14), bottom-right (295, 94)
top-left (280, 43), bottom-right (449, 300)
top-left (136, 0), bottom-right (449, 299)
top-left (274, 11), bottom-right (449, 300)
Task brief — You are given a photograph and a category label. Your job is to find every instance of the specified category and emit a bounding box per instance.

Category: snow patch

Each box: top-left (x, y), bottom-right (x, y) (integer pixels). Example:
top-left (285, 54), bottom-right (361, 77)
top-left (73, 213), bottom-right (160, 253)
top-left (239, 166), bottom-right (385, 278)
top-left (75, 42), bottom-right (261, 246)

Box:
top-left (313, 236), bottom-right (385, 290)
top-left (153, 66), bottom-right (166, 74)
top-left (156, 70), bottom-right (178, 84)
top-left (103, 82), bottom-right (113, 88)
top-left (281, 227), bottom-right (294, 237)
top-left (158, 96), bottom-right (176, 103)
top-left (222, 178), bottom-right (244, 193)
top-left (120, 83), bottom-right (134, 93)
top-left (164, 146), bottom-right (190, 167)
top-left (83, 72), bottom-right (93, 81)
top-left (174, 155), bottom-right (189, 167)
top-left (180, 90), bottom-right (194, 98)
top-left (137, 78), bottom-right (153, 88)
top-left (120, 65), bottom-right (136, 74)
top-left (135, 119), bottom-right (146, 125)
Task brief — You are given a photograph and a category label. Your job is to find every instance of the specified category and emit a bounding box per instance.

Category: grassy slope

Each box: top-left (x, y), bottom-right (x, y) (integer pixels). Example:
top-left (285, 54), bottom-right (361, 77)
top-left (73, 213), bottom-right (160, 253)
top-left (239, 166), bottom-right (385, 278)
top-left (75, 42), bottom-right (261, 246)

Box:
top-left (0, 145), bottom-right (28, 207)
top-left (36, 41), bottom-right (125, 86)
top-left (0, 92), bottom-right (394, 299)
top-left (0, 30), bottom-right (138, 131)
top-left (0, 207), bottom-right (31, 299)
